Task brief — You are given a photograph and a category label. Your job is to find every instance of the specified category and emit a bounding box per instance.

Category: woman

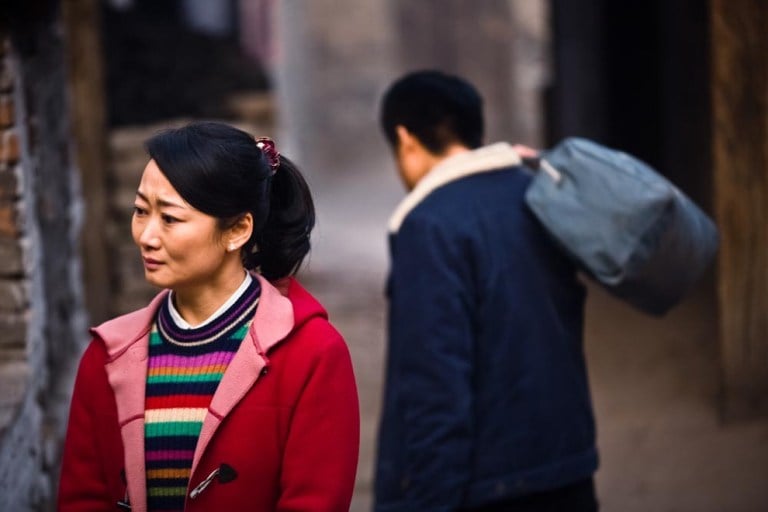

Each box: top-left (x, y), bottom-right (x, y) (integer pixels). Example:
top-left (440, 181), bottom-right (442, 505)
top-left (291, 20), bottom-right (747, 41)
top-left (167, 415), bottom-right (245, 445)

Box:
top-left (58, 122), bottom-right (360, 511)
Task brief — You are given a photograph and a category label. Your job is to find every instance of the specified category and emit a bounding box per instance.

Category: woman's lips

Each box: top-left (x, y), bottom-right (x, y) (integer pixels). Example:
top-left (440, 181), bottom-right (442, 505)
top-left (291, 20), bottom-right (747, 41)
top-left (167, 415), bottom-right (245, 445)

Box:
top-left (143, 257), bottom-right (163, 271)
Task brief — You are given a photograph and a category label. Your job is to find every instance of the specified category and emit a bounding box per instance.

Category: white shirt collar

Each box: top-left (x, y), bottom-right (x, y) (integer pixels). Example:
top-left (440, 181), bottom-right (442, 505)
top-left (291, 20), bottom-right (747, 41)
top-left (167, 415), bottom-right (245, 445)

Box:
top-left (168, 271), bottom-right (254, 329)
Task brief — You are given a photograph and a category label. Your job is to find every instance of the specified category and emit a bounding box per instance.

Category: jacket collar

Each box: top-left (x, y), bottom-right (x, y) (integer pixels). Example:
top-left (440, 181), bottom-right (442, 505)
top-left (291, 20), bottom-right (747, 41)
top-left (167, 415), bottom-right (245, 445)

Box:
top-left (93, 274), bottom-right (294, 512)
top-left (387, 142), bottom-right (522, 233)
top-left (91, 273), bottom-right (294, 358)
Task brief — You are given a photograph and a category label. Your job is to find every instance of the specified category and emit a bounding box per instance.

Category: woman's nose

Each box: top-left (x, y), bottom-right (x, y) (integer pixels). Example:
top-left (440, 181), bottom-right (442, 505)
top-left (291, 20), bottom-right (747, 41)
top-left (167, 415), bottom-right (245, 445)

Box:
top-left (137, 217), bottom-right (160, 248)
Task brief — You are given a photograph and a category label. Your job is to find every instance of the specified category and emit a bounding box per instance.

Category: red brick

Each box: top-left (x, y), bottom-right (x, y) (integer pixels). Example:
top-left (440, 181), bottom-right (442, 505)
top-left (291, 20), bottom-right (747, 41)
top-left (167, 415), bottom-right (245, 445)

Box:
top-left (0, 59), bottom-right (13, 93)
top-left (0, 239), bottom-right (23, 277)
top-left (0, 202), bottom-right (18, 238)
top-left (0, 312), bottom-right (25, 349)
top-left (0, 279), bottom-right (26, 310)
top-left (0, 130), bottom-right (19, 165)
top-left (0, 170), bottom-right (18, 200)
top-left (0, 96), bottom-right (13, 128)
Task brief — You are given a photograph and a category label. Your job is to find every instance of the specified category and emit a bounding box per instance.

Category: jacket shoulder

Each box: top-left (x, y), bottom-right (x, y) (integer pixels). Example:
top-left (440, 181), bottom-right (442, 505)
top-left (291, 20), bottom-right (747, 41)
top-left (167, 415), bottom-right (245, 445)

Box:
top-left (429, 164), bottom-right (530, 203)
top-left (90, 290), bottom-right (167, 357)
top-left (286, 278), bottom-right (329, 325)
top-left (399, 166), bottom-right (529, 236)
top-left (285, 279), bottom-right (348, 354)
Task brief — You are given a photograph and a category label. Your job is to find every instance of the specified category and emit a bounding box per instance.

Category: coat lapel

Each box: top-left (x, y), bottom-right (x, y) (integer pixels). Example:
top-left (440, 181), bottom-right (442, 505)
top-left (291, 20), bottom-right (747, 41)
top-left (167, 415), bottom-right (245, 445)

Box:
top-left (109, 349), bottom-right (149, 512)
top-left (190, 274), bottom-right (294, 477)
top-left (97, 293), bottom-right (166, 512)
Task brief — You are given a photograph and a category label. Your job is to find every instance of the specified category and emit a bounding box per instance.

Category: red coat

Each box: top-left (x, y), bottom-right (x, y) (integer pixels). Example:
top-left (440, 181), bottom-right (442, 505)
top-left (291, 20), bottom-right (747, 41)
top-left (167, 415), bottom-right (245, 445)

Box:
top-left (58, 275), bottom-right (360, 512)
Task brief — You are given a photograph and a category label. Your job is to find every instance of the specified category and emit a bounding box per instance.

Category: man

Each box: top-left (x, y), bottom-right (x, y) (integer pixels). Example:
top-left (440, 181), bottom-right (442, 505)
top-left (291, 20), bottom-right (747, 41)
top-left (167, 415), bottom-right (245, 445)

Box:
top-left (374, 70), bottom-right (599, 512)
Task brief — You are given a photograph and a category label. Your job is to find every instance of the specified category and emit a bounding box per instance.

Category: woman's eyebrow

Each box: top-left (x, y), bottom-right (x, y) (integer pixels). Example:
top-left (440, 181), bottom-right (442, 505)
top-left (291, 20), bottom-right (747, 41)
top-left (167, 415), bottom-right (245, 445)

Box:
top-left (135, 190), bottom-right (187, 209)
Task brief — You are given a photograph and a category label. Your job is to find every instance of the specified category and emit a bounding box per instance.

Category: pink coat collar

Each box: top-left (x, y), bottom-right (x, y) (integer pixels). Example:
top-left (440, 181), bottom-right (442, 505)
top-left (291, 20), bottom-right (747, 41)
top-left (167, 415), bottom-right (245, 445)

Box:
top-left (92, 274), bottom-right (294, 512)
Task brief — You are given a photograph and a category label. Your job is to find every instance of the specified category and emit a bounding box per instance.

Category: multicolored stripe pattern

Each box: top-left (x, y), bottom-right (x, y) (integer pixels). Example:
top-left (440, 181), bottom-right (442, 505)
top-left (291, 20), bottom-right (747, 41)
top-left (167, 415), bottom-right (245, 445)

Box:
top-left (144, 279), bottom-right (260, 511)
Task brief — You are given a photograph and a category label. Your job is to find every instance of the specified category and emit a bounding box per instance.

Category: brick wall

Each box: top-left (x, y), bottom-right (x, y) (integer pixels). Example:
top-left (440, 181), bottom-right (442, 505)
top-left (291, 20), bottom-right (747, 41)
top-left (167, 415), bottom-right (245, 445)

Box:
top-left (0, 31), bottom-right (45, 511)
top-left (0, 11), bottom-right (87, 510)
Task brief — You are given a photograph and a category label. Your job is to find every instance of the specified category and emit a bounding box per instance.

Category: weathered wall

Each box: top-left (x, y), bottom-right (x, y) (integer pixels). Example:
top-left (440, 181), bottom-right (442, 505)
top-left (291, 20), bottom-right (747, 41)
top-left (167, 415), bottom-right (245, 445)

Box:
top-left (273, 0), bottom-right (396, 176)
top-left (711, 0), bottom-right (768, 420)
top-left (0, 7), bottom-right (87, 510)
top-left (389, 0), bottom-right (550, 145)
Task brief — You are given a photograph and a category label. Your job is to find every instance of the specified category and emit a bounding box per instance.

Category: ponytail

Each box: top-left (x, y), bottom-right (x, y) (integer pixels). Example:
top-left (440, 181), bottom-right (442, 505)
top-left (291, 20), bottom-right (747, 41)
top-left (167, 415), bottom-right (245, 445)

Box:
top-left (244, 155), bottom-right (315, 280)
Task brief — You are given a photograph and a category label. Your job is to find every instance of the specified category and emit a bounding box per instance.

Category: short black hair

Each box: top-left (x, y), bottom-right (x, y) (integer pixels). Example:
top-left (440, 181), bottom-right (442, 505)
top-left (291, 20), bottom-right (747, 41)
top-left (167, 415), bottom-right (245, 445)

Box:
top-left (145, 122), bottom-right (315, 280)
top-left (380, 70), bottom-right (484, 154)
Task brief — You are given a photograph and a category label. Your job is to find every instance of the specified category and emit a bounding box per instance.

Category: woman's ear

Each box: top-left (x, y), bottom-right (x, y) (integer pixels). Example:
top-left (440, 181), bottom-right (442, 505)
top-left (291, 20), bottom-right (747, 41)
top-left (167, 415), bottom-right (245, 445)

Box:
top-left (226, 213), bottom-right (253, 252)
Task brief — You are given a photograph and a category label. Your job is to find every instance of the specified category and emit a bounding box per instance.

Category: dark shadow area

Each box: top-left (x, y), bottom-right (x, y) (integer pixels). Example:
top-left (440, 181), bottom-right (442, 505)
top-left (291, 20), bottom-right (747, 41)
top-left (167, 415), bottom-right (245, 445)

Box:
top-left (547, 0), bottom-right (711, 211)
top-left (102, 1), bottom-right (270, 127)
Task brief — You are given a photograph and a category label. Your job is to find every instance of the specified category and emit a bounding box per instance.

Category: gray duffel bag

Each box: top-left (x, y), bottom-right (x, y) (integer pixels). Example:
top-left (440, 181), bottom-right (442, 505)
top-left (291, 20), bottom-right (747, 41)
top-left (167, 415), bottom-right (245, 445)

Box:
top-left (524, 137), bottom-right (718, 316)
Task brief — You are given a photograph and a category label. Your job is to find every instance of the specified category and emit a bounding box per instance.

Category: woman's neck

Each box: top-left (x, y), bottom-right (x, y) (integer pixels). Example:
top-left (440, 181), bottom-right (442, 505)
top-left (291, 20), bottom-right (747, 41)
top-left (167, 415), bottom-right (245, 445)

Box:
top-left (172, 269), bottom-right (249, 327)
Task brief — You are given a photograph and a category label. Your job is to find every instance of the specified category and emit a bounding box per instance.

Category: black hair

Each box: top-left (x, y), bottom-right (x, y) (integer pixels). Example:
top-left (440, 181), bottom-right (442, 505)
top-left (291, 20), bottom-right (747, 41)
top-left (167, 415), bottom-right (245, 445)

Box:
top-left (145, 121), bottom-right (315, 280)
top-left (380, 70), bottom-right (484, 154)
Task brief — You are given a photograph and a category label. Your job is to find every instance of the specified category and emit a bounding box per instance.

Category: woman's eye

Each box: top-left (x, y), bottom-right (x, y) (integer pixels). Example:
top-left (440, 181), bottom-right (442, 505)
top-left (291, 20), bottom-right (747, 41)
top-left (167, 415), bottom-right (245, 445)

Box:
top-left (161, 214), bottom-right (179, 224)
top-left (133, 206), bottom-right (147, 216)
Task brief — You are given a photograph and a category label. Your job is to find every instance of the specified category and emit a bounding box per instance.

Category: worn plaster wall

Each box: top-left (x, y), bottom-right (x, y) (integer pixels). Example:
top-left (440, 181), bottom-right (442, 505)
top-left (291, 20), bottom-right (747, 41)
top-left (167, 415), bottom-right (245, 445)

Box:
top-left (0, 8), bottom-right (87, 510)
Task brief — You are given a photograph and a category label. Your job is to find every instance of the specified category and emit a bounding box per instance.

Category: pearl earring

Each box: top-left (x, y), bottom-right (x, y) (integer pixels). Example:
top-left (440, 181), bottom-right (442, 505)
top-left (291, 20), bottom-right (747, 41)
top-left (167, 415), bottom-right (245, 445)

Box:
top-left (229, 244), bottom-right (236, 252)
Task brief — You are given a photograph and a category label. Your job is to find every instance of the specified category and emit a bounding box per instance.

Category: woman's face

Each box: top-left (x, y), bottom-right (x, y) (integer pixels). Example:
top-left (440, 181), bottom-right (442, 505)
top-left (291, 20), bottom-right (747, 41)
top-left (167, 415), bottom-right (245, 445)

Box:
top-left (131, 159), bottom-right (230, 292)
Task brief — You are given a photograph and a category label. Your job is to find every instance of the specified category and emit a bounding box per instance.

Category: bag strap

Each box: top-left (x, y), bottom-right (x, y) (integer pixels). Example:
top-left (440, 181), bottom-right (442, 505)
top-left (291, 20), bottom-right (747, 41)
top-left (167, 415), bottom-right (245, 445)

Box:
top-left (521, 155), bottom-right (563, 184)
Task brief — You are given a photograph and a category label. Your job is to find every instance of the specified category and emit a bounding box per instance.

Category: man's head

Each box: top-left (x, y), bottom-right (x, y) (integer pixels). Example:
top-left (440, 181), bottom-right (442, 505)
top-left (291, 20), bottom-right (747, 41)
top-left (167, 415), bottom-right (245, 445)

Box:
top-left (380, 70), bottom-right (485, 189)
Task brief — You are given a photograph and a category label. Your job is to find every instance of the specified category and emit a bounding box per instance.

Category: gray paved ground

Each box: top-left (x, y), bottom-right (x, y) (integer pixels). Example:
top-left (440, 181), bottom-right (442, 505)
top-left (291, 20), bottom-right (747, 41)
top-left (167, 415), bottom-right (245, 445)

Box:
top-left (301, 157), bottom-right (768, 512)
top-left (297, 158), bottom-right (401, 512)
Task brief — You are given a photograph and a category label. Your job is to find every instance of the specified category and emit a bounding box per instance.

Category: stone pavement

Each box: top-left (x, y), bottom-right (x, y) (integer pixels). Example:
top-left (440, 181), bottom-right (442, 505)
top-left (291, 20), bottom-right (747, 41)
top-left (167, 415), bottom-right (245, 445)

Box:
top-left (296, 155), bottom-right (402, 512)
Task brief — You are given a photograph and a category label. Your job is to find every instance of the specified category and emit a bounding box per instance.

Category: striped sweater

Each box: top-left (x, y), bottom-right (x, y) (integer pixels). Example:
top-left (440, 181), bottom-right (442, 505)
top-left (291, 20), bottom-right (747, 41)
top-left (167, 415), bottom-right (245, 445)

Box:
top-left (144, 278), bottom-right (260, 511)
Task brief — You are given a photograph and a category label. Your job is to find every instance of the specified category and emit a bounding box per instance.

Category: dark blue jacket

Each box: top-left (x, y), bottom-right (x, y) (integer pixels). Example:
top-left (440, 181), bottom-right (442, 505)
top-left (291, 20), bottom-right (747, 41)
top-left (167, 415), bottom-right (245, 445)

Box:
top-left (374, 144), bottom-right (597, 512)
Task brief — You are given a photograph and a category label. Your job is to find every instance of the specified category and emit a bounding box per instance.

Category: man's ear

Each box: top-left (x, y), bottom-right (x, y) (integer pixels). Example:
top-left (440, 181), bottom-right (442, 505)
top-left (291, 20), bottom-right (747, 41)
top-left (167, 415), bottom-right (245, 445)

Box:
top-left (395, 125), bottom-right (418, 153)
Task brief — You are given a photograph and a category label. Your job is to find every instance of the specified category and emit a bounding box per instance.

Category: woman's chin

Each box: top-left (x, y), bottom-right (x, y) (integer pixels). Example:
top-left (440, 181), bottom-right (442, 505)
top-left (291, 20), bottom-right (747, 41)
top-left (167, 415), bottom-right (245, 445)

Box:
top-left (143, 272), bottom-right (169, 289)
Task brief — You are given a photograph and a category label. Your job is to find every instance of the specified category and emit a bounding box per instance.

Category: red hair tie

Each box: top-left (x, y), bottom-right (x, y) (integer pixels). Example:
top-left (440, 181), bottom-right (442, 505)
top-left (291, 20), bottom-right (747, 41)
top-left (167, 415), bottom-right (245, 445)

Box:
top-left (255, 137), bottom-right (280, 175)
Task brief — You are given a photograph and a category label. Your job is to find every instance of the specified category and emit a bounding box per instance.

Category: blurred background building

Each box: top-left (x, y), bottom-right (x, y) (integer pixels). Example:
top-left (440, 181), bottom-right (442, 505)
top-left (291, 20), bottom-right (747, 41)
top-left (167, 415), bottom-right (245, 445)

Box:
top-left (0, 0), bottom-right (767, 510)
